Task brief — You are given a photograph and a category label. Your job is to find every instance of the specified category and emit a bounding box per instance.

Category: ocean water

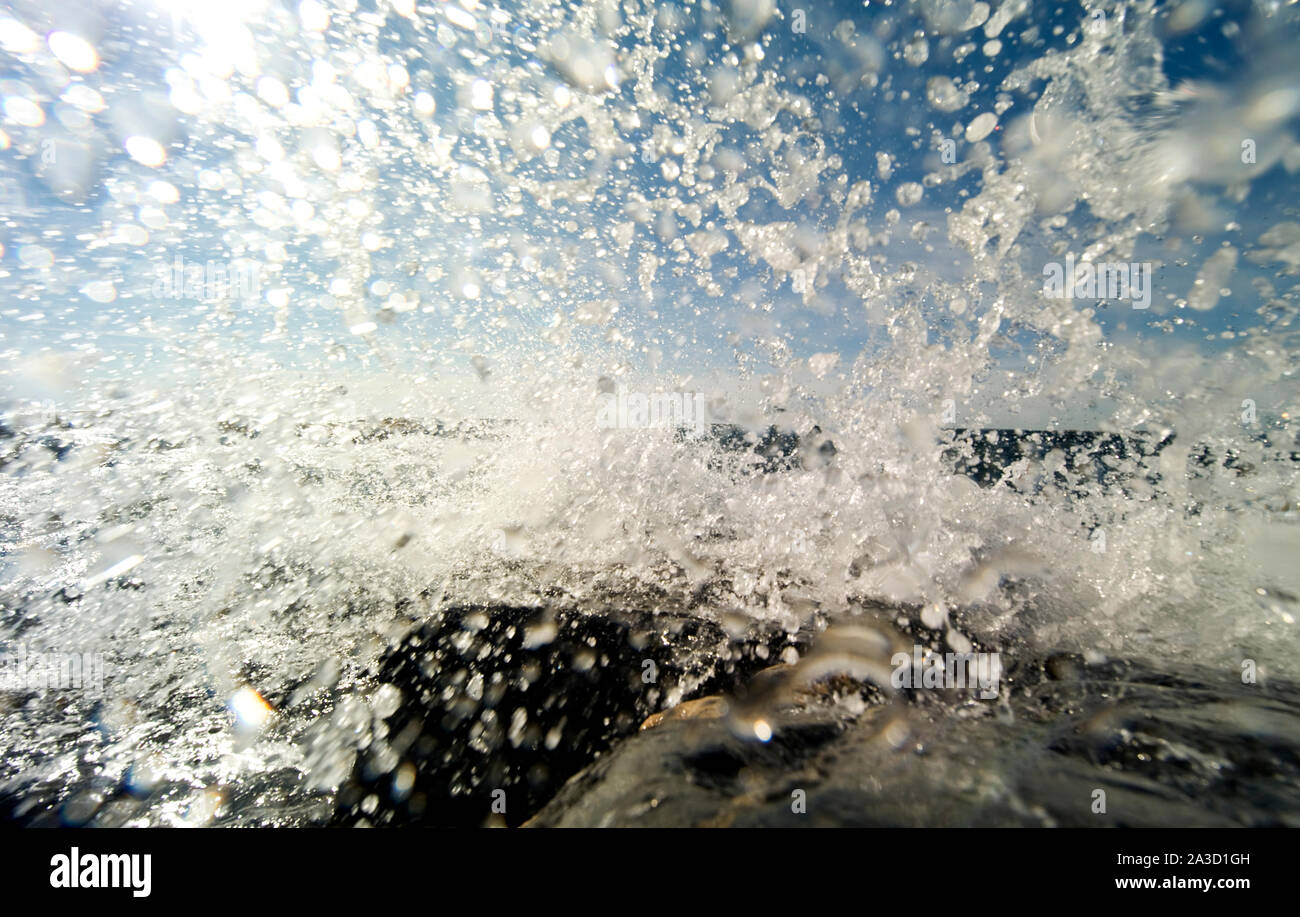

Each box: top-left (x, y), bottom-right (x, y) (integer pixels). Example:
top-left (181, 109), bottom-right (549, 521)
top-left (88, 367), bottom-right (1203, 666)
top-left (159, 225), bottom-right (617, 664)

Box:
top-left (0, 0), bottom-right (1297, 826)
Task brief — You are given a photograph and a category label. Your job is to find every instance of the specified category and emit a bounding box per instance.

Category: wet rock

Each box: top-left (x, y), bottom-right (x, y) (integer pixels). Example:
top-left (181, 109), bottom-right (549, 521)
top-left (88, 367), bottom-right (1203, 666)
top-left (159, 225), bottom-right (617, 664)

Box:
top-left (333, 604), bottom-right (803, 826)
top-left (528, 655), bottom-right (1300, 827)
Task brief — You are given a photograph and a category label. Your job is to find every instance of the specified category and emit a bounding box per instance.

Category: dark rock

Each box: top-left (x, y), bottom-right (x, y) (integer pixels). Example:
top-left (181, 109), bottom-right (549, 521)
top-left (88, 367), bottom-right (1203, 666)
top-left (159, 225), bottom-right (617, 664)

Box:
top-left (527, 655), bottom-right (1300, 827)
top-left (332, 604), bottom-right (805, 826)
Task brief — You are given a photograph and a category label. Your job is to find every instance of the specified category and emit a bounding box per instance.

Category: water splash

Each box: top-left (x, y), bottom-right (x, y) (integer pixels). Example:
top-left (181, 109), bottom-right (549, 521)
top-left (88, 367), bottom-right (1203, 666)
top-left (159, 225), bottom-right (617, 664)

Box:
top-left (0, 0), bottom-right (1296, 824)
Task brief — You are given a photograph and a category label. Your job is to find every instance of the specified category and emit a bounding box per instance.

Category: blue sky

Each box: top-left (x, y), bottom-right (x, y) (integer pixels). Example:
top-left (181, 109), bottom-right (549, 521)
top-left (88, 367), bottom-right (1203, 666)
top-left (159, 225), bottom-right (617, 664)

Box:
top-left (0, 0), bottom-right (1296, 422)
